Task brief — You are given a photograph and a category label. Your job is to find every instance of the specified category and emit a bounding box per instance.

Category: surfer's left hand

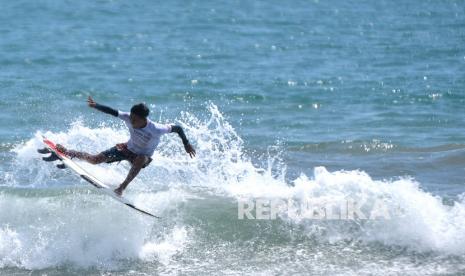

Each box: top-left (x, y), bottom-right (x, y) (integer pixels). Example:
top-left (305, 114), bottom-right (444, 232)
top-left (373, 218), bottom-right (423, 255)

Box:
top-left (184, 143), bottom-right (196, 158)
top-left (87, 96), bottom-right (97, 108)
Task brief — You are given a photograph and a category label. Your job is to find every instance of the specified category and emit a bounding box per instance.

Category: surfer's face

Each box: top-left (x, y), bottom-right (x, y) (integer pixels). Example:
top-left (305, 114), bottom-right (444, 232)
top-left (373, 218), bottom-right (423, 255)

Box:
top-left (129, 113), bottom-right (146, 128)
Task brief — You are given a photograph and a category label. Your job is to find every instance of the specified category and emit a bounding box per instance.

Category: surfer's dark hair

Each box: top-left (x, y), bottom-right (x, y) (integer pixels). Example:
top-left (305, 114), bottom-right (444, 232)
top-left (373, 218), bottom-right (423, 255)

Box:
top-left (130, 103), bottom-right (150, 118)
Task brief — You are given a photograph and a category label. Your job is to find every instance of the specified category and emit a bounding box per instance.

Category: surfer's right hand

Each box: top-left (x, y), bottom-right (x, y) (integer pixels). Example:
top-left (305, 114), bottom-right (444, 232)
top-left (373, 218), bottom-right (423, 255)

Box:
top-left (87, 96), bottom-right (97, 108)
top-left (116, 142), bottom-right (128, 151)
top-left (184, 143), bottom-right (196, 158)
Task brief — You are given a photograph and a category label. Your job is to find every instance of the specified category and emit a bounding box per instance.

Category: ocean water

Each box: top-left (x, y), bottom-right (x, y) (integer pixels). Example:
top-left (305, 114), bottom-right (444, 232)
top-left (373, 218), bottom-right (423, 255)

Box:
top-left (1, 0), bottom-right (465, 275)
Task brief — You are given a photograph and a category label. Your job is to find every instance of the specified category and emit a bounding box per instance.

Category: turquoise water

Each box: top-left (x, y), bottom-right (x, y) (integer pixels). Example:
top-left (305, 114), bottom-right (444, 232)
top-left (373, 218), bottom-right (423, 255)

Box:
top-left (1, 0), bottom-right (465, 275)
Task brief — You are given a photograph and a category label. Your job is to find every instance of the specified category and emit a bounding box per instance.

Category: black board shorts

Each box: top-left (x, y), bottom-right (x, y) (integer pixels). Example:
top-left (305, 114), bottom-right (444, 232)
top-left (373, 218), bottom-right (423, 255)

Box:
top-left (100, 146), bottom-right (152, 168)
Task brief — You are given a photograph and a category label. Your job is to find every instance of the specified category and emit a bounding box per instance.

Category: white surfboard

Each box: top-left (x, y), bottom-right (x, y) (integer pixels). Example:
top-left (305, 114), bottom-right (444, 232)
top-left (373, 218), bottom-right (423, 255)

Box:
top-left (40, 137), bottom-right (160, 218)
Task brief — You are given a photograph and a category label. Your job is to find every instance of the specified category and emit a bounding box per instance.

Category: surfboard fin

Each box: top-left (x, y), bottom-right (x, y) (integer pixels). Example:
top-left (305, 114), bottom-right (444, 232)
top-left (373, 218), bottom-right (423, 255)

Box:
top-left (56, 163), bottom-right (66, 169)
top-left (37, 148), bottom-right (51, 154)
top-left (42, 152), bottom-right (60, 162)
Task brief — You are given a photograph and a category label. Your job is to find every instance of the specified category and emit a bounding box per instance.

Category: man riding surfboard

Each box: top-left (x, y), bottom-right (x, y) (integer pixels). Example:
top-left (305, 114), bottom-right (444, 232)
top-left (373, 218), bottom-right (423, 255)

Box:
top-left (56, 96), bottom-right (196, 196)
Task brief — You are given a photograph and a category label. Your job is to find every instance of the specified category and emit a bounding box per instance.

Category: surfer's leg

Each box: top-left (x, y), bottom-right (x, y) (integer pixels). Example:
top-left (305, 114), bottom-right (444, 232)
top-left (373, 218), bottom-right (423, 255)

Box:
top-left (56, 144), bottom-right (108, 164)
top-left (73, 152), bottom-right (108, 164)
top-left (67, 150), bottom-right (108, 164)
top-left (114, 155), bottom-right (148, 196)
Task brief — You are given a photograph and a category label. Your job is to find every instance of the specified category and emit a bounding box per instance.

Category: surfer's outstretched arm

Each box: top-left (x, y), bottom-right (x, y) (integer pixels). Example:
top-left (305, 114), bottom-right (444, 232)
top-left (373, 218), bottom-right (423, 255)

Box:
top-left (171, 125), bottom-right (196, 158)
top-left (87, 96), bottom-right (118, 117)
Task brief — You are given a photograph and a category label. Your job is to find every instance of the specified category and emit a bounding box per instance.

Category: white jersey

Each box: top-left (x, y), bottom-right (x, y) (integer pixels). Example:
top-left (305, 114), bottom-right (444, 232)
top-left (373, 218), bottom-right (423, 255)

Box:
top-left (118, 111), bottom-right (172, 156)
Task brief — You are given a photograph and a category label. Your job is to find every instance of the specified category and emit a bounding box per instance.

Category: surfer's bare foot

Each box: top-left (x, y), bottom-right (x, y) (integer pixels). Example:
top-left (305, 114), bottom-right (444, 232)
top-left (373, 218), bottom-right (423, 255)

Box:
top-left (56, 144), bottom-right (78, 158)
top-left (114, 187), bottom-right (123, 196)
top-left (55, 144), bottom-right (68, 154)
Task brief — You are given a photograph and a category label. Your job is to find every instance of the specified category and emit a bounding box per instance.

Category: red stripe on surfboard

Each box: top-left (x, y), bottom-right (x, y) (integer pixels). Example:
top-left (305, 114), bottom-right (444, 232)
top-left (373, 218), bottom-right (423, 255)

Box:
top-left (43, 139), bottom-right (67, 158)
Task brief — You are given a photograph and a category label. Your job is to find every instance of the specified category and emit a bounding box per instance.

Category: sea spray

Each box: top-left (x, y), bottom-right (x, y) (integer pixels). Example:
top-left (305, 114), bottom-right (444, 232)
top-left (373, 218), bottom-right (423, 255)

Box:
top-left (1, 103), bottom-right (465, 271)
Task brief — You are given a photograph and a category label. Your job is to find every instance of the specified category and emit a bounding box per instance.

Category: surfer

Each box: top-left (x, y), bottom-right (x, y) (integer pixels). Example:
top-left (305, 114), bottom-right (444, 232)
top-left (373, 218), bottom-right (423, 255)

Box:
top-left (56, 96), bottom-right (196, 196)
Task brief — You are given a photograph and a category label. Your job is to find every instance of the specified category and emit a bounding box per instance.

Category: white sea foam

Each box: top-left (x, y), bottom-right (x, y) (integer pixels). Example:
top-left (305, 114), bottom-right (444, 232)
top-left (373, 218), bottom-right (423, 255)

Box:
top-left (2, 103), bottom-right (465, 270)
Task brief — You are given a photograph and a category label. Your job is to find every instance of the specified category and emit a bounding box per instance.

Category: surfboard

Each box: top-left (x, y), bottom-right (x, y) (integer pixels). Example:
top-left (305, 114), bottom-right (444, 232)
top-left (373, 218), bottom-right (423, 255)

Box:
top-left (38, 136), bottom-right (160, 219)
